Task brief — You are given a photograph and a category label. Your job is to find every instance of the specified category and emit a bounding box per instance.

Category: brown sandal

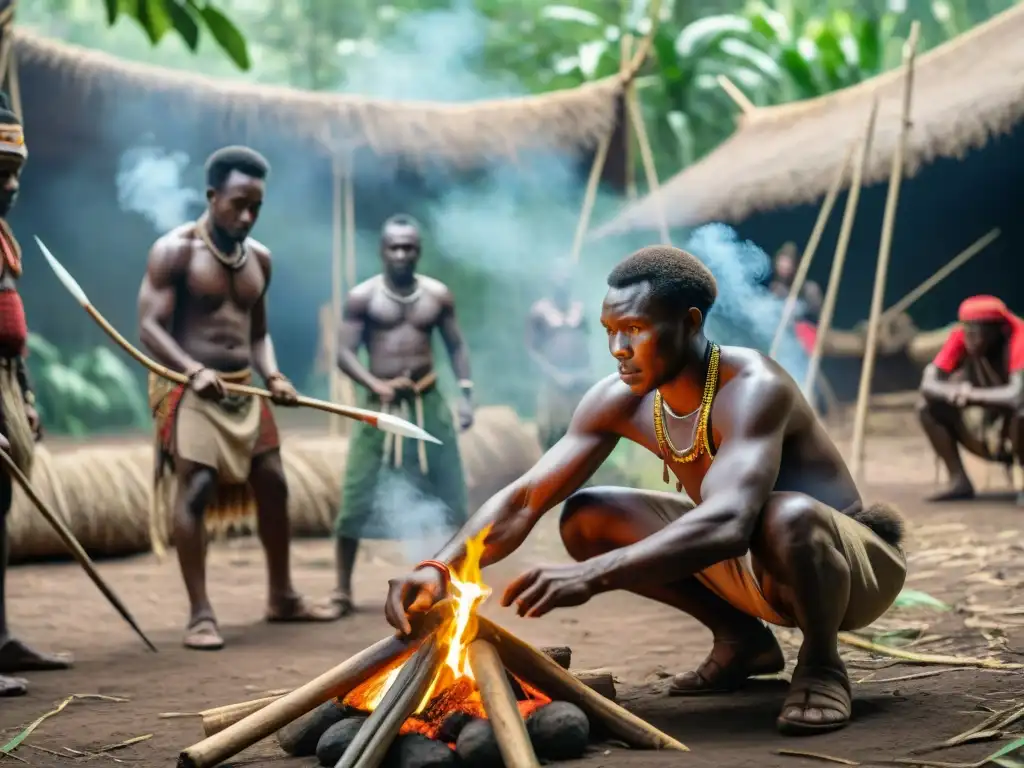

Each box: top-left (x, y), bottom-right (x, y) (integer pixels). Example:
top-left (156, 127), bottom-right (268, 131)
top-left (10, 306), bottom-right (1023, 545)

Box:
top-left (669, 637), bottom-right (785, 697)
top-left (777, 665), bottom-right (852, 736)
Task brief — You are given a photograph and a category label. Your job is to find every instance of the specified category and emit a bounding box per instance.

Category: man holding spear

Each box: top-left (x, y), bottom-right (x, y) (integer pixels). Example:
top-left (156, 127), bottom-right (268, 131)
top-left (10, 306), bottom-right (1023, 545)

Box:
top-left (0, 92), bottom-right (72, 695)
top-left (137, 145), bottom-right (340, 650)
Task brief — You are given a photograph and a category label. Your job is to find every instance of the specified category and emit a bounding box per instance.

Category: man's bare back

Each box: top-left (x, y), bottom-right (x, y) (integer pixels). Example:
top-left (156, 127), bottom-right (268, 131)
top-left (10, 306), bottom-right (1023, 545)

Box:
top-left (140, 222), bottom-right (270, 374)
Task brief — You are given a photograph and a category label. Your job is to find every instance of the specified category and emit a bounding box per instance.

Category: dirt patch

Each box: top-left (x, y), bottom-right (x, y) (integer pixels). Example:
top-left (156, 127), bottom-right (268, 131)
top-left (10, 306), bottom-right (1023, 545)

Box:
top-left (2, 435), bottom-right (1022, 767)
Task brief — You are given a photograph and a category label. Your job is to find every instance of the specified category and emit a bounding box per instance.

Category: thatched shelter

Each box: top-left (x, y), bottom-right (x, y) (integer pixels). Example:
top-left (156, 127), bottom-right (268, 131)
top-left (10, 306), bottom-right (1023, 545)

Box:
top-left (594, 3), bottom-right (1023, 345)
top-left (2, 21), bottom-right (635, 404)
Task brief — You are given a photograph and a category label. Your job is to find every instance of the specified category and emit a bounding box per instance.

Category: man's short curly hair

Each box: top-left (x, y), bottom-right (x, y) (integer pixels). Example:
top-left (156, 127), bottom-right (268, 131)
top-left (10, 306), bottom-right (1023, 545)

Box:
top-left (204, 145), bottom-right (270, 190)
top-left (606, 245), bottom-right (718, 317)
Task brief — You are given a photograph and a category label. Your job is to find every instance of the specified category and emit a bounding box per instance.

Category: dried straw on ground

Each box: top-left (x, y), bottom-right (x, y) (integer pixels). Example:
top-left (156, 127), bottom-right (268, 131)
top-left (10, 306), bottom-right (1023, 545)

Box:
top-left (595, 2), bottom-right (1024, 234)
top-left (13, 29), bottom-right (621, 165)
top-left (6, 406), bottom-right (540, 563)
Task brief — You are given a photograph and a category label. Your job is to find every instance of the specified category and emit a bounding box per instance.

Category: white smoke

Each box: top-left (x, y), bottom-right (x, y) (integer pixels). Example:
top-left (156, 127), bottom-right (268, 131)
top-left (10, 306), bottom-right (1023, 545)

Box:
top-left (115, 145), bottom-right (203, 232)
top-left (685, 223), bottom-right (809, 382)
top-left (371, 467), bottom-right (458, 563)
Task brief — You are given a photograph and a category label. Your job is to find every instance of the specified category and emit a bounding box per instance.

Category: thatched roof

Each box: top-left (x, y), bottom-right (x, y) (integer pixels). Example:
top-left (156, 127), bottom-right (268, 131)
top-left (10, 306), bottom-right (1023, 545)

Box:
top-left (596, 3), bottom-right (1024, 235)
top-left (13, 28), bottom-right (622, 165)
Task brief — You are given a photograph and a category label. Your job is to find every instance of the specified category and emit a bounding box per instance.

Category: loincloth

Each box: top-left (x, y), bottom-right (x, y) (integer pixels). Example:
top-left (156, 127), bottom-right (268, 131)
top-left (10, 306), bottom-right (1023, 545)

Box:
top-left (147, 368), bottom-right (280, 550)
top-left (336, 371), bottom-right (467, 541)
top-left (536, 375), bottom-right (590, 451)
top-left (652, 496), bottom-right (906, 630)
top-left (0, 357), bottom-right (32, 478)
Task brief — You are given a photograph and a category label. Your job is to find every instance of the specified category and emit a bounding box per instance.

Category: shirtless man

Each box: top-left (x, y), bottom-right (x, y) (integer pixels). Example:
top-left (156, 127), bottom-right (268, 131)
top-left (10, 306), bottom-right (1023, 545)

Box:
top-left (918, 295), bottom-right (1024, 504)
top-left (333, 214), bottom-right (474, 615)
top-left (0, 92), bottom-right (72, 695)
top-left (527, 261), bottom-right (592, 450)
top-left (385, 246), bottom-right (907, 735)
top-left (138, 145), bottom-right (338, 650)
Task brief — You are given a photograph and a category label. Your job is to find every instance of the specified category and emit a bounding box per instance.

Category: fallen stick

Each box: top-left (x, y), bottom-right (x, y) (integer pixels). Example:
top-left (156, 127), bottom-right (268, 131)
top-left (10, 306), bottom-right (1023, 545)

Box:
top-left (335, 634), bottom-right (446, 768)
top-left (177, 602), bottom-right (452, 768)
top-left (201, 694), bottom-right (286, 737)
top-left (838, 633), bottom-right (1024, 669)
top-left (476, 617), bottom-right (686, 751)
top-left (469, 639), bottom-right (541, 768)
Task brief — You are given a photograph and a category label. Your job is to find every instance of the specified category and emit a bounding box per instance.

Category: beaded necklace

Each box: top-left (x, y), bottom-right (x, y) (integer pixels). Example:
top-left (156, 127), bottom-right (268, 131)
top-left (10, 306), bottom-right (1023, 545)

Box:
top-left (653, 342), bottom-right (720, 490)
top-left (197, 216), bottom-right (248, 271)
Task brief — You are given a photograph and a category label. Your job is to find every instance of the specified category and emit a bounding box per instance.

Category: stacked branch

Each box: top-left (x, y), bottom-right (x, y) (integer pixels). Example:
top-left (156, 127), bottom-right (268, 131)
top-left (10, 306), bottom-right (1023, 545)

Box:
top-left (178, 606), bottom-right (684, 768)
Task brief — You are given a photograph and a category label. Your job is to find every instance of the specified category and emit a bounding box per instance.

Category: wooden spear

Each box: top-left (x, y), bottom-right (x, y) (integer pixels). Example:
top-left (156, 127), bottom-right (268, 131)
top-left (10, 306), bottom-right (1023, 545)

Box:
top-left (769, 138), bottom-right (857, 359)
top-left (0, 449), bottom-right (157, 652)
top-left (34, 237), bottom-right (439, 445)
top-left (802, 97), bottom-right (880, 400)
top-left (850, 22), bottom-right (921, 481)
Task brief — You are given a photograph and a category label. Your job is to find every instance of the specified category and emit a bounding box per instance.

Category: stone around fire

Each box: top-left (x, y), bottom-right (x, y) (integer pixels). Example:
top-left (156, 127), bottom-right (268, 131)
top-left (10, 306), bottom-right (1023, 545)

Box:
top-left (527, 701), bottom-right (590, 760)
top-left (316, 717), bottom-right (366, 766)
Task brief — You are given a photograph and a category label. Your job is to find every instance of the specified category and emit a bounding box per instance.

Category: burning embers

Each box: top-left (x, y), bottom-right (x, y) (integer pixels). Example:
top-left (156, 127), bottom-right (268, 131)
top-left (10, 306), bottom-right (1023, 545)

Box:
top-left (176, 531), bottom-right (686, 768)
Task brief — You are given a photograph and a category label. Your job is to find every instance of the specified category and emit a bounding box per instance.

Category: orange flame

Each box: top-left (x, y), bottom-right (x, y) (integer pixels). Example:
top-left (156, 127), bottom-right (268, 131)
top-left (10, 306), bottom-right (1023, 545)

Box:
top-left (359, 528), bottom-right (491, 713)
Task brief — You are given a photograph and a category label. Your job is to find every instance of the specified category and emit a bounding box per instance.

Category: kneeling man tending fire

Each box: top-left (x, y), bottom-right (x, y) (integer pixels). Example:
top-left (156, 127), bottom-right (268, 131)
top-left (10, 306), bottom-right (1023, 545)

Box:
top-left (180, 246), bottom-right (906, 768)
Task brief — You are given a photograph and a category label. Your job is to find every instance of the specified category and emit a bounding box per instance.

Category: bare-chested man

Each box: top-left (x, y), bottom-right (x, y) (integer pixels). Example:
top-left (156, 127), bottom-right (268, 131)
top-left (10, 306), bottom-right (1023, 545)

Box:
top-left (0, 92), bottom-right (72, 695)
top-left (138, 145), bottom-right (338, 650)
top-left (384, 246), bottom-right (907, 735)
top-left (333, 214), bottom-right (473, 615)
top-left (918, 295), bottom-right (1024, 504)
top-left (527, 261), bottom-right (593, 451)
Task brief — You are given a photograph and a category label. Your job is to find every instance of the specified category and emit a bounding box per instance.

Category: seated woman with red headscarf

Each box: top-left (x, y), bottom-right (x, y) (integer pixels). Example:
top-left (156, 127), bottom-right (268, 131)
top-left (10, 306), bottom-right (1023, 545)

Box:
top-left (918, 295), bottom-right (1024, 503)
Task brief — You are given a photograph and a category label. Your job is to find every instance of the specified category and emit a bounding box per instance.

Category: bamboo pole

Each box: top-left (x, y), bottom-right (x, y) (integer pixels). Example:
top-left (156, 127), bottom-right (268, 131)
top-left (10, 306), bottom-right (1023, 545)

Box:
top-left (625, 89), bottom-right (670, 244)
top-left (177, 602), bottom-right (451, 768)
top-left (201, 694), bottom-right (286, 737)
top-left (769, 139), bottom-right (857, 359)
top-left (6, 46), bottom-right (20, 121)
top-left (329, 156), bottom-right (344, 436)
top-left (569, 130), bottom-right (613, 264)
top-left (621, 33), bottom-right (637, 200)
top-left (802, 97), bottom-right (880, 399)
top-left (879, 228), bottom-right (1000, 324)
top-left (336, 635), bottom-right (446, 768)
top-left (339, 154), bottom-right (358, 421)
top-left (469, 639), bottom-right (541, 768)
top-left (850, 23), bottom-right (920, 481)
top-left (477, 617), bottom-right (687, 751)
top-left (716, 75), bottom-right (756, 114)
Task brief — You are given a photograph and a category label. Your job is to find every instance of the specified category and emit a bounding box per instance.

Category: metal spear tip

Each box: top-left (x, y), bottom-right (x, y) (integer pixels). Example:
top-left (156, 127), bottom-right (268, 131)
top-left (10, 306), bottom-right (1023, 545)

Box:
top-left (34, 236), bottom-right (90, 307)
top-left (375, 412), bottom-right (443, 445)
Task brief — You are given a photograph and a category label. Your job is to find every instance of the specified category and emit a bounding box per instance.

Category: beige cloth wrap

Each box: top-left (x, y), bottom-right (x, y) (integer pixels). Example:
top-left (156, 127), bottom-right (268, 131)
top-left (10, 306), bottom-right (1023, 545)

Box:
top-left (655, 496), bottom-right (906, 630)
top-left (0, 359), bottom-right (33, 476)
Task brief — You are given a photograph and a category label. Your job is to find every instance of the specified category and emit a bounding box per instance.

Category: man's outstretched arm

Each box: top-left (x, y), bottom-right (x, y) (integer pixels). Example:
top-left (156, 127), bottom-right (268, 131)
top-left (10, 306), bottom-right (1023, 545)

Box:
top-left (588, 371), bottom-right (791, 593)
top-left (435, 376), bottom-right (626, 570)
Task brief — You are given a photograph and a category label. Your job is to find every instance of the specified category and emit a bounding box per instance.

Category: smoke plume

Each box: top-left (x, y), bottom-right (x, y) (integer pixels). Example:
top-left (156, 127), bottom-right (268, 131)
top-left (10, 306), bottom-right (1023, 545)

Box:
top-left (115, 144), bottom-right (203, 232)
top-left (370, 468), bottom-right (458, 563)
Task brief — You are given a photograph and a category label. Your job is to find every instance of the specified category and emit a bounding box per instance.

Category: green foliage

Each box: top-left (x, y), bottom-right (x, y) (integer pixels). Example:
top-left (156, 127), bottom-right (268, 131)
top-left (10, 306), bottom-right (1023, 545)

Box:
top-left (103, 0), bottom-right (251, 70)
top-left (26, 333), bottom-right (150, 436)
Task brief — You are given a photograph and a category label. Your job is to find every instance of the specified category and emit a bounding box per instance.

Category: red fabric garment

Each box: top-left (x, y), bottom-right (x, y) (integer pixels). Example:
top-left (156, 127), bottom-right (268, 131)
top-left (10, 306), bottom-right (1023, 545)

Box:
top-left (0, 289), bottom-right (28, 357)
top-left (794, 320), bottom-right (817, 354)
top-left (155, 383), bottom-right (280, 455)
top-left (933, 296), bottom-right (1024, 373)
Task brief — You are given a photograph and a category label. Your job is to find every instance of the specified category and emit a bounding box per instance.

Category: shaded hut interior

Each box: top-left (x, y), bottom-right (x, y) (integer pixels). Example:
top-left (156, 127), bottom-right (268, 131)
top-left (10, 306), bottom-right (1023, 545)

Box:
top-left (8, 29), bottom-right (630, 411)
top-left (595, 3), bottom-right (1024, 398)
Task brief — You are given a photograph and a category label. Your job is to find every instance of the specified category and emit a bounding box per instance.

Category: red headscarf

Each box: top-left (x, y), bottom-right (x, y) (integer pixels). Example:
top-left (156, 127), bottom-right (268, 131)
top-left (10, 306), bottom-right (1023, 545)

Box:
top-left (958, 295), bottom-right (1009, 324)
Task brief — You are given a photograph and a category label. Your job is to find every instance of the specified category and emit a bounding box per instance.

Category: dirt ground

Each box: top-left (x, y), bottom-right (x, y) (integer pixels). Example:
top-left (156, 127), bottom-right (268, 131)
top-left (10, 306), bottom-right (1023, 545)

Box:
top-left (2, 432), bottom-right (1022, 768)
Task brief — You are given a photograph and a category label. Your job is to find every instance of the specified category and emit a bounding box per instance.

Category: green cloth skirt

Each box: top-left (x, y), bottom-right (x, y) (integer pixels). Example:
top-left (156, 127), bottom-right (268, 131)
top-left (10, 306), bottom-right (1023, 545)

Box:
top-left (335, 385), bottom-right (468, 540)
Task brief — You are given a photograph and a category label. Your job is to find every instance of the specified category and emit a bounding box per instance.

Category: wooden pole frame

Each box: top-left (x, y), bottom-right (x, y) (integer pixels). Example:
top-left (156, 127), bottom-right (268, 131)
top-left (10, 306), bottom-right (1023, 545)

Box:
top-left (329, 155), bottom-right (344, 435)
top-left (769, 139), bottom-right (856, 359)
top-left (879, 227), bottom-right (999, 324)
top-left (569, 130), bottom-right (613, 264)
top-left (802, 97), bottom-right (880, 399)
top-left (625, 90), bottom-right (670, 244)
top-left (850, 23), bottom-right (920, 481)
top-left (620, 33), bottom-right (638, 201)
top-left (716, 75), bottom-right (756, 115)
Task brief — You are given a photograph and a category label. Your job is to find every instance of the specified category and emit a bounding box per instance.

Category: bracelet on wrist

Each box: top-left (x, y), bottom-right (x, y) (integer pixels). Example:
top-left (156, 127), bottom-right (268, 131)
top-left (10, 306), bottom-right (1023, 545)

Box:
top-left (416, 559), bottom-right (451, 590)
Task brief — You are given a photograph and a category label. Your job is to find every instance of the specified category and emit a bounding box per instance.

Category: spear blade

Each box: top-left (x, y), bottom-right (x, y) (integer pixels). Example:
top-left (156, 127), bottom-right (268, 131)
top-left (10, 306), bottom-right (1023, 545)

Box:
top-left (34, 236), bottom-right (90, 306)
top-left (375, 411), bottom-right (443, 444)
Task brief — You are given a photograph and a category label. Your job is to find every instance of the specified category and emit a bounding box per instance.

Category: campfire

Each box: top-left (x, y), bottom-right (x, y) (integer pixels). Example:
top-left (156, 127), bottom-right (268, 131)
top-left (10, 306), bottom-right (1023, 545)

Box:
top-left (177, 531), bottom-right (687, 768)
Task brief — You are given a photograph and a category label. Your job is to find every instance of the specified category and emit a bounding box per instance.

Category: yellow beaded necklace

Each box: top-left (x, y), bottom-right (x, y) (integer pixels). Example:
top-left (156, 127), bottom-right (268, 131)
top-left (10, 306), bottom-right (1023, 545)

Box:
top-left (653, 342), bottom-right (720, 490)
